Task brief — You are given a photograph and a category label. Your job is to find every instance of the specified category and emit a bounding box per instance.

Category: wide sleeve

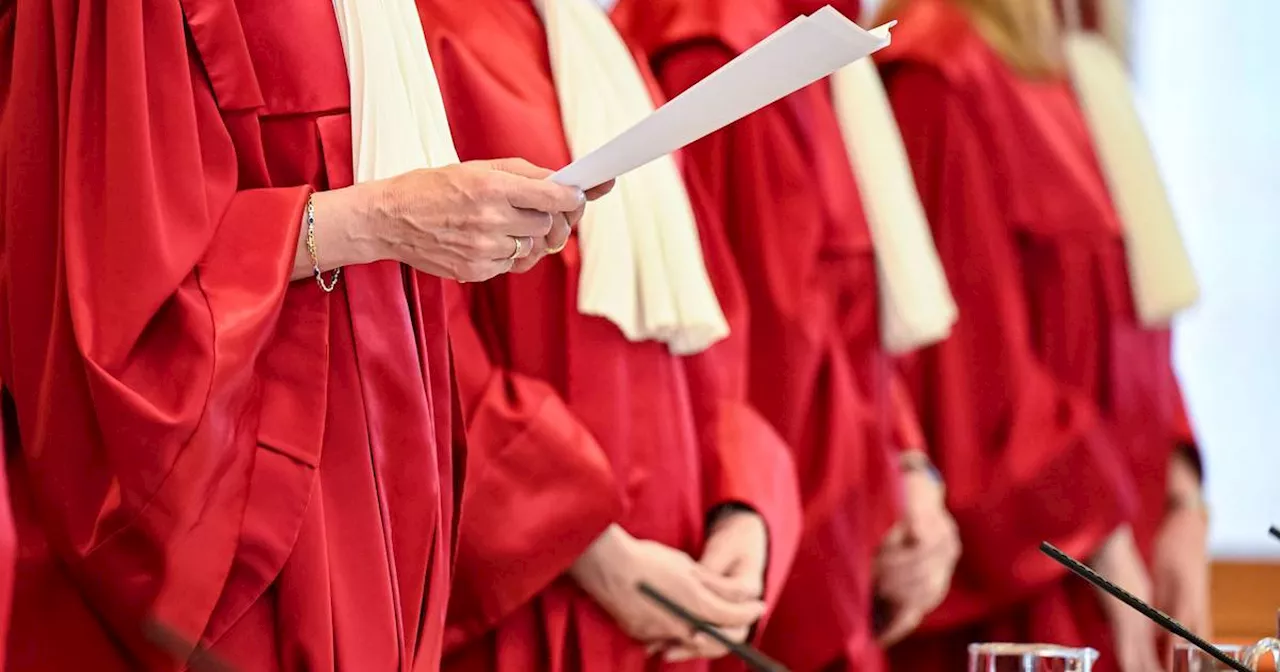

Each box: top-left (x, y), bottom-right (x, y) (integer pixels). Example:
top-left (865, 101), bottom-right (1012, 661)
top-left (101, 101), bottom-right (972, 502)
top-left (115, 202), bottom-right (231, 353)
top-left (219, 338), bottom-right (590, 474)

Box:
top-left (1166, 362), bottom-right (1202, 477)
top-left (0, 420), bottom-right (12, 672)
top-left (0, 2), bottom-right (326, 664)
top-left (883, 64), bottom-right (1140, 620)
top-left (442, 282), bottom-right (625, 650)
top-left (888, 368), bottom-right (926, 454)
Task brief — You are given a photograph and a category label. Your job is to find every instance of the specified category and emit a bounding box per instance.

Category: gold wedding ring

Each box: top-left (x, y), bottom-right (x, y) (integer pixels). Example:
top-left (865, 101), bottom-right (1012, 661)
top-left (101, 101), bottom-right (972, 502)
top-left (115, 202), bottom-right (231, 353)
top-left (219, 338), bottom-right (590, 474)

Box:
top-left (508, 236), bottom-right (528, 261)
top-left (547, 214), bottom-right (570, 254)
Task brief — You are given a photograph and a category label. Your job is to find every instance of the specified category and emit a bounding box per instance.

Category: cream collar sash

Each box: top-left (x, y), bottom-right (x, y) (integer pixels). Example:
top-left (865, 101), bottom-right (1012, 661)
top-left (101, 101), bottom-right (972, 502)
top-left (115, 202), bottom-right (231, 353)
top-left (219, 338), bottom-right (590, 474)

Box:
top-left (331, 0), bottom-right (460, 183)
top-left (829, 58), bottom-right (958, 353)
top-left (1062, 5), bottom-right (1199, 326)
top-left (533, 0), bottom-right (729, 355)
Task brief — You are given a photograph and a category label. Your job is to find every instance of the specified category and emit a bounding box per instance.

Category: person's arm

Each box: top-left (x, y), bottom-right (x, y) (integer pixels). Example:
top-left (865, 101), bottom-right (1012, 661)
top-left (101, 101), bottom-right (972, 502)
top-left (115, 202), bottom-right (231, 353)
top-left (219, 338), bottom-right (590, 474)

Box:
top-left (0, 411), bottom-right (12, 672)
top-left (441, 282), bottom-right (624, 650)
top-left (884, 63), bottom-right (1140, 622)
top-left (1, 3), bottom-right (325, 663)
top-left (0, 3), bottom-right (584, 664)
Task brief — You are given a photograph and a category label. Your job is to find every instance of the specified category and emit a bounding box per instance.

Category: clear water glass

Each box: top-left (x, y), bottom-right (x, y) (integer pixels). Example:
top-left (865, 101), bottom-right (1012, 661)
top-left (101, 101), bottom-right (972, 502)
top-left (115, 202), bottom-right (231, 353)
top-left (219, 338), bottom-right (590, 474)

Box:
top-left (968, 643), bottom-right (1100, 672)
top-left (1172, 639), bottom-right (1280, 671)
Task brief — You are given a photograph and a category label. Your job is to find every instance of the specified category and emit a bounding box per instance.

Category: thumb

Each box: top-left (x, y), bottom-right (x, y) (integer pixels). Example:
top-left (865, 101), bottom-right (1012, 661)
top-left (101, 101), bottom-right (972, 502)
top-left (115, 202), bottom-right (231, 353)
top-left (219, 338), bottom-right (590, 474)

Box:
top-left (695, 564), bottom-right (759, 603)
top-left (881, 522), bottom-right (907, 552)
top-left (699, 533), bottom-right (739, 577)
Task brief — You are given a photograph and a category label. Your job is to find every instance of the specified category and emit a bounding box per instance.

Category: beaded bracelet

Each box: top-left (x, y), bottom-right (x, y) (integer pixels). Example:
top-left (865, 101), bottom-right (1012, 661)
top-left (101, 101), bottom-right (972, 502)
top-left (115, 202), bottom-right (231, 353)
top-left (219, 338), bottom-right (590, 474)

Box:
top-left (306, 196), bottom-right (341, 293)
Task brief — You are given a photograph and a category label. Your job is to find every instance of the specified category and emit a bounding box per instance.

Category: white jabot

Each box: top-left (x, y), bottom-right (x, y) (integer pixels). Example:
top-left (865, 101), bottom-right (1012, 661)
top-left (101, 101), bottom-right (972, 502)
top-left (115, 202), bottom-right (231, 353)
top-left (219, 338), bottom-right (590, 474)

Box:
top-left (331, 0), bottom-right (459, 184)
top-left (1063, 31), bottom-right (1200, 326)
top-left (829, 58), bottom-right (958, 353)
top-left (533, 0), bottom-right (729, 355)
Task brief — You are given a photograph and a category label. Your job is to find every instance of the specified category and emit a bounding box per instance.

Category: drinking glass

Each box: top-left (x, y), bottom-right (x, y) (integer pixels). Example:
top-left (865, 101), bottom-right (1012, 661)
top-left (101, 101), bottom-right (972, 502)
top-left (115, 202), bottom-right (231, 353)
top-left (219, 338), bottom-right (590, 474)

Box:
top-left (1172, 639), bottom-right (1280, 671)
top-left (968, 643), bottom-right (1100, 672)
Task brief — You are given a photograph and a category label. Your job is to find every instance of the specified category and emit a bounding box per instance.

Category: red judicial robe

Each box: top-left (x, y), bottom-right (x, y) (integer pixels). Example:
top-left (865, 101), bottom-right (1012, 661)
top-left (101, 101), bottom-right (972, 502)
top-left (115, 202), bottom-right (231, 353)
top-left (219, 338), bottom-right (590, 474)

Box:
top-left (414, 1), bottom-right (802, 670)
top-left (876, 1), bottom-right (1195, 669)
top-left (0, 422), bottom-right (11, 671)
top-left (1, 2), bottom-right (458, 669)
top-left (614, 1), bottom-right (928, 669)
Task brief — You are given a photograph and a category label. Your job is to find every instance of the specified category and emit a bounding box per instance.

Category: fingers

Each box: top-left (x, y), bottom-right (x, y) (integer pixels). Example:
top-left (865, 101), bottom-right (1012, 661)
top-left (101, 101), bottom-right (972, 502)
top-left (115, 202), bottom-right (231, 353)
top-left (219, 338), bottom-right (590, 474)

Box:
top-left (585, 179), bottom-right (616, 201)
top-left (489, 206), bottom-right (556, 239)
top-left (877, 605), bottom-right (925, 647)
top-left (563, 202), bottom-right (588, 231)
top-left (545, 213), bottom-right (571, 254)
top-left (876, 563), bottom-right (935, 610)
top-left (877, 540), bottom-right (955, 614)
top-left (509, 234), bottom-right (550, 274)
top-left (880, 522), bottom-right (908, 551)
top-left (482, 157), bottom-right (554, 180)
top-left (698, 531), bottom-right (740, 576)
top-left (695, 566), bottom-right (760, 603)
top-left (683, 580), bottom-right (765, 629)
top-left (496, 171), bottom-right (585, 215)
top-left (456, 258), bottom-right (515, 283)
top-left (663, 630), bottom-right (742, 664)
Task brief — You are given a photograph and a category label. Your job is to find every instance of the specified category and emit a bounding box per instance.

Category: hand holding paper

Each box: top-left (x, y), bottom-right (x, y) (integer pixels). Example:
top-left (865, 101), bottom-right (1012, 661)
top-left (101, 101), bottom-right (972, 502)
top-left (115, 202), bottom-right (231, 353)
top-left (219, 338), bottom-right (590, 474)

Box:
top-left (551, 7), bottom-right (896, 190)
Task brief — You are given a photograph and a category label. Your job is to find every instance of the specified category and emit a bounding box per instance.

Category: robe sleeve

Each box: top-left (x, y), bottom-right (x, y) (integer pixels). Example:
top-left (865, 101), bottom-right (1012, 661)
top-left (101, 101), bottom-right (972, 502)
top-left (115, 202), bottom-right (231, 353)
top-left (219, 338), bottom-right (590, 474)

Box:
top-left (889, 369), bottom-right (926, 454)
top-left (1, 2), bottom-right (327, 663)
top-left (1167, 365), bottom-right (1203, 479)
top-left (0, 415), bottom-right (12, 672)
top-left (442, 282), bottom-right (624, 649)
top-left (883, 64), bottom-right (1140, 614)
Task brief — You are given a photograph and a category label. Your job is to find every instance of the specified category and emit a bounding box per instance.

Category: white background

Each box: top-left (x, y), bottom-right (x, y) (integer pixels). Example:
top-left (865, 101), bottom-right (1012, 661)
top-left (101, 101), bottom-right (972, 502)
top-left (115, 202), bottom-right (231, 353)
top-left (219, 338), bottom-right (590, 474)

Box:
top-left (1131, 0), bottom-right (1280, 559)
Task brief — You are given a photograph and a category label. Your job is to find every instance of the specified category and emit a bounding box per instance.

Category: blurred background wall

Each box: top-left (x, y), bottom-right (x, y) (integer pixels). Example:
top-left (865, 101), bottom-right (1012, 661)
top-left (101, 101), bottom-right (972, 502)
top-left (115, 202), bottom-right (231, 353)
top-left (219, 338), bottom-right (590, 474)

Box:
top-left (1130, 0), bottom-right (1280, 563)
top-left (1132, 0), bottom-right (1280, 642)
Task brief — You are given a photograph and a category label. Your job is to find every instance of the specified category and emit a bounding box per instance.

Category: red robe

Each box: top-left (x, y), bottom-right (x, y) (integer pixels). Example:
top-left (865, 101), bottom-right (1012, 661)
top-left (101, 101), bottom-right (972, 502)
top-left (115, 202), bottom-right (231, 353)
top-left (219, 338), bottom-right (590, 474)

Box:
top-left (877, 1), bottom-right (1194, 669)
top-left (0, 421), bottom-right (11, 671)
top-left (1, 2), bottom-right (458, 669)
top-left (614, 1), bottom-right (928, 669)
top-left (414, 2), bottom-right (802, 671)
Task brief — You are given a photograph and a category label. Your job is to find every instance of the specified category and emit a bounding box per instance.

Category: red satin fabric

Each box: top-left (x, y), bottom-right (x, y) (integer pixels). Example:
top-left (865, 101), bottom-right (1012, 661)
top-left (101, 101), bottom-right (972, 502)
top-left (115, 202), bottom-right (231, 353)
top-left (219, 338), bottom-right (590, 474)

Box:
top-left (0, 422), bottom-right (11, 672)
top-left (614, 1), bottom-right (930, 670)
top-left (877, 1), bottom-right (1194, 669)
top-left (0, 1), bottom-right (457, 669)
top-left (414, 1), bottom-right (801, 670)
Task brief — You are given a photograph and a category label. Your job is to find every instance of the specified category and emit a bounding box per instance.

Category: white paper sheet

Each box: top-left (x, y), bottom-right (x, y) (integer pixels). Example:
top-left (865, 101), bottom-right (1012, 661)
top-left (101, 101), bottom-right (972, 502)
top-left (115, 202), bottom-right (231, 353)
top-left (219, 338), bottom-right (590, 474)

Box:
top-left (551, 8), bottom-right (895, 189)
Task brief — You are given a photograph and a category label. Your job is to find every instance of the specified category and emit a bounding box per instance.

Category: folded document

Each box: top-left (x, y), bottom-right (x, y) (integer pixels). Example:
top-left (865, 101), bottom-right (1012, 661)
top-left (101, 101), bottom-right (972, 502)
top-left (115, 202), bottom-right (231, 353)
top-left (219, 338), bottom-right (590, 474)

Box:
top-left (551, 7), bottom-right (895, 189)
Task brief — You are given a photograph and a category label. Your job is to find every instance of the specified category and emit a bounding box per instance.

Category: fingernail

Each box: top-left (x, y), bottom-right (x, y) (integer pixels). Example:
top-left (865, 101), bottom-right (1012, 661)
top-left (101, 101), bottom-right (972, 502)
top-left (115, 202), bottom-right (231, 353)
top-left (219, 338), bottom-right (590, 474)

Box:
top-left (575, 189), bottom-right (586, 204)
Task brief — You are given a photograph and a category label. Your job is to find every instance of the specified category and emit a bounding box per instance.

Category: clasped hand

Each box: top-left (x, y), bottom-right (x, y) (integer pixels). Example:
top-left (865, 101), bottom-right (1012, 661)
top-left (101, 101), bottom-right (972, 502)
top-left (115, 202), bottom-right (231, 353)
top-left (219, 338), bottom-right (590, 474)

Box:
top-left (570, 511), bottom-right (768, 663)
top-left (875, 466), bottom-right (961, 646)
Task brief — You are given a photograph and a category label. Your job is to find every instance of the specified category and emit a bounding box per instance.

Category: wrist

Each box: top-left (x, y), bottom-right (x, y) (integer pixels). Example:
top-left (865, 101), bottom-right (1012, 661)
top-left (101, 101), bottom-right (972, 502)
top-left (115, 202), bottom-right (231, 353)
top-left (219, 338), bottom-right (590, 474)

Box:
top-left (570, 524), bottom-right (633, 586)
top-left (900, 450), bottom-right (943, 489)
top-left (707, 502), bottom-right (757, 530)
top-left (310, 183), bottom-right (393, 269)
top-left (1165, 492), bottom-right (1210, 523)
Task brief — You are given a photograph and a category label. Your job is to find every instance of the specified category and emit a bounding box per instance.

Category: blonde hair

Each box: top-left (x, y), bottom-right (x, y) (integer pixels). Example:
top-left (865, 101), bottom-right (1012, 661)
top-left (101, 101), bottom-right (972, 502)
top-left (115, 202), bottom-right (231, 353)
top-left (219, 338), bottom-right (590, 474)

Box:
top-left (876, 0), bottom-right (1064, 77)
